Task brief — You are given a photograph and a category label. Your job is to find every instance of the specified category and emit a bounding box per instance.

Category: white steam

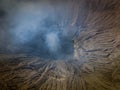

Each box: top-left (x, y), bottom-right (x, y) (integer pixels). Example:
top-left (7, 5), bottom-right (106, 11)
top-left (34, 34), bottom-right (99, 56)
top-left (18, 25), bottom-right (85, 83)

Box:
top-left (46, 32), bottom-right (61, 53)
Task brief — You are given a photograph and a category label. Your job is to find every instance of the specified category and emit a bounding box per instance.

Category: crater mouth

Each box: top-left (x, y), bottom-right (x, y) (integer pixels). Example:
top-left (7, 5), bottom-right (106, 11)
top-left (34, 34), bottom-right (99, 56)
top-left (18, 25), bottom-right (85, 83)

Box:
top-left (0, 2), bottom-right (76, 60)
top-left (12, 30), bottom-right (74, 60)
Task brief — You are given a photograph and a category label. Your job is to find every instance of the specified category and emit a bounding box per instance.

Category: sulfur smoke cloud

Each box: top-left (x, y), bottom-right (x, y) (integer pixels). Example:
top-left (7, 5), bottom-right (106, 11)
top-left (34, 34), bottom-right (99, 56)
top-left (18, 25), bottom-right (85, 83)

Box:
top-left (0, 0), bottom-right (74, 60)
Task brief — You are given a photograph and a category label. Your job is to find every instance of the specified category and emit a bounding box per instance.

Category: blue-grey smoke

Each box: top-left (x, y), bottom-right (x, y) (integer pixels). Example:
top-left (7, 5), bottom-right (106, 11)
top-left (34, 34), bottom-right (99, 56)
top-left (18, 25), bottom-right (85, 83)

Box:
top-left (0, 0), bottom-right (74, 60)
